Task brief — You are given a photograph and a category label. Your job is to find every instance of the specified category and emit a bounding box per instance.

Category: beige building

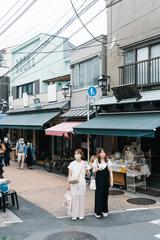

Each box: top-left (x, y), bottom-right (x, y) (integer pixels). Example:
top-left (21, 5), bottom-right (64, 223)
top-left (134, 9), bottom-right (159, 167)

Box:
top-left (107, 0), bottom-right (160, 89)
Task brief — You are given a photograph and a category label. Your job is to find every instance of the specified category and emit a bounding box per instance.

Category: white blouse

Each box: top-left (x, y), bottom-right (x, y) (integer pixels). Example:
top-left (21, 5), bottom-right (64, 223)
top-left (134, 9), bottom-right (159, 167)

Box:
top-left (68, 160), bottom-right (87, 186)
top-left (92, 159), bottom-right (113, 171)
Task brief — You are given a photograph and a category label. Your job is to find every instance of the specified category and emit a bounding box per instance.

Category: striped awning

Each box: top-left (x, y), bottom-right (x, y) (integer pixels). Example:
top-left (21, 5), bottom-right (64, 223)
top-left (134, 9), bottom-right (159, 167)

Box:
top-left (45, 121), bottom-right (83, 138)
top-left (61, 108), bottom-right (95, 118)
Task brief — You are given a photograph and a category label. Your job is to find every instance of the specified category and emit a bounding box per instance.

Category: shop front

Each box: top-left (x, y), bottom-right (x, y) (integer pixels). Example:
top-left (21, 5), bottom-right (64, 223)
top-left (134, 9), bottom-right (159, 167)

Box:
top-left (73, 112), bottom-right (160, 191)
top-left (45, 107), bottom-right (96, 161)
top-left (0, 111), bottom-right (60, 164)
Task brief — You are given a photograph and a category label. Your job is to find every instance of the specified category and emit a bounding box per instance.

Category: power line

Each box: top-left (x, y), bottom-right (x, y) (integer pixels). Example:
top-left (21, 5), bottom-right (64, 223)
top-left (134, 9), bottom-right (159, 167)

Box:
top-left (0, 0), bottom-right (21, 23)
top-left (10, 6), bottom-right (106, 83)
top-left (69, 0), bottom-right (108, 44)
top-left (2, 0), bottom-right (100, 78)
top-left (1, 0), bottom-right (84, 55)
top-left (0, 0), bottom-right (39, 37)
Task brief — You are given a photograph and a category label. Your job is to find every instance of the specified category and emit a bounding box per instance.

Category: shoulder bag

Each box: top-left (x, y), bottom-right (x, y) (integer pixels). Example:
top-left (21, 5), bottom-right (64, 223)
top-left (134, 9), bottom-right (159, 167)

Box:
top-left (69, 161), bottom-right (84, 184)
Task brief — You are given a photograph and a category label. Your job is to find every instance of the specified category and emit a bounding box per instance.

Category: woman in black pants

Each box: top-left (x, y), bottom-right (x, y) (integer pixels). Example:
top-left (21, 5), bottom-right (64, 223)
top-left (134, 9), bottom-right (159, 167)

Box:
top-left (93, 149), bottom-right (113, 218)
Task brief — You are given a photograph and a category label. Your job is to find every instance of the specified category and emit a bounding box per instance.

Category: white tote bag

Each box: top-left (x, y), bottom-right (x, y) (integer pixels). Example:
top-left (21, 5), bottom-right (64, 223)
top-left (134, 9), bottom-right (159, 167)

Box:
top-left (63, 191), bottom-right (72, 210)
top-left (89, 176), bottom-right (96, 190)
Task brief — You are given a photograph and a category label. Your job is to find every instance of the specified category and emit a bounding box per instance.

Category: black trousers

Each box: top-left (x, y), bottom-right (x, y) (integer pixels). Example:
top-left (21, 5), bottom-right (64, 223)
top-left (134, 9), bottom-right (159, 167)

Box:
top-left (94, 166), bottom-right (110, 215)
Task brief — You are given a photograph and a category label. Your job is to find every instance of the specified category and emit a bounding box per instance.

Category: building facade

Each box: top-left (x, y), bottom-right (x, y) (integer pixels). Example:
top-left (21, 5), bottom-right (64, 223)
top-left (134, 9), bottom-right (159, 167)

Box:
top-left (0, 33), bottom-right (72, 163)
top-left (74, 1), bottom-right (160, 189)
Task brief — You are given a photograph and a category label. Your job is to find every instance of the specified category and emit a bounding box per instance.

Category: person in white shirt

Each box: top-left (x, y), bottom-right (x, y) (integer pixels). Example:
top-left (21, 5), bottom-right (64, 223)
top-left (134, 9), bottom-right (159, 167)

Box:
top-left (93, 148), bottom-right (113, 218)
top-left (67, 149), bottom-right (88, 221)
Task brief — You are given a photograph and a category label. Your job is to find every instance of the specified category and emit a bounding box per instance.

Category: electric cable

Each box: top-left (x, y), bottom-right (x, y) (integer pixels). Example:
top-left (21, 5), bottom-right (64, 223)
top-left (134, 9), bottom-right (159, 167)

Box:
top-left (0, 0), bottom-right (21, 23)
top-left (0, 0), bottom-right (39, 37)
top-left (1, 0), bottom-right (100, 77)
top-left (10, 6), bottom-right (106, 83)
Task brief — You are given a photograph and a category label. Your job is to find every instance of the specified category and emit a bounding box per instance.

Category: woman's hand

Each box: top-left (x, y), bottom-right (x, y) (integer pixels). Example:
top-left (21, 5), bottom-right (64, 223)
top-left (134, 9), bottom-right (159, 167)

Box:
top-left (67, 182), bottom-right (70, 191)
top-left (110, 179), bottom-right (113, 188)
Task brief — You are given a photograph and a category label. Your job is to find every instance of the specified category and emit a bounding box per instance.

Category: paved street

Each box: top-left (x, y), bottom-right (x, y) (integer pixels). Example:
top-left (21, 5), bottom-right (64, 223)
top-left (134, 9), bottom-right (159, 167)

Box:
top-left (0, 161), bottom-right (160, 239)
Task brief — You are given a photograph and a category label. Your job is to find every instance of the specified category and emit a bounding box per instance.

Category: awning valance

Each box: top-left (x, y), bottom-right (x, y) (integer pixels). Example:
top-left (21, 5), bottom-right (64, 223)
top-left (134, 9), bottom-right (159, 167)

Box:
top-left (45, 121), bottom-right (83, 138)
top-left (0, 112), bottom-right (60, 130)
top-left (73, 113), bottom-right (160, 138)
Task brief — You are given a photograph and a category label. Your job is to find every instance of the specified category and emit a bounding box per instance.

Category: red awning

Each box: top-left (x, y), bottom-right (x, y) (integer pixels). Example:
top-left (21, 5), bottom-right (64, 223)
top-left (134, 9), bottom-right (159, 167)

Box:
top-left (45, 121), bottom-right (83, 138)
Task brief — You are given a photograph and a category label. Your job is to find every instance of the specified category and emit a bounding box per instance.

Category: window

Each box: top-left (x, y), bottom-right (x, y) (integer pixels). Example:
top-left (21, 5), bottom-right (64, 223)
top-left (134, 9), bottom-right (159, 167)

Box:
top-left (123, 44), bottom-right (160, 86)
top-left (79, 62), bottom-right (85, 89)
top-left (72, 65), bottom-right (79, 90)
top-left (16, 82), bottom-right (36, 98)
top-left (137, 47), bottom-right (149, 85)
top-left (0, 52), bottom-right (5, 67)
top-left (72, 56), bottom-right (100, 90)
top-left (150, 44), bottom-right (160, 83)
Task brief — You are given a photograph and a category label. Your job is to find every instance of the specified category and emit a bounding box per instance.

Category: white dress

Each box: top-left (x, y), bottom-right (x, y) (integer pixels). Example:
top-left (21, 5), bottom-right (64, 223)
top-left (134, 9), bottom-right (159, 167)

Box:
top-left (68, 160), bottom-right (87, 219)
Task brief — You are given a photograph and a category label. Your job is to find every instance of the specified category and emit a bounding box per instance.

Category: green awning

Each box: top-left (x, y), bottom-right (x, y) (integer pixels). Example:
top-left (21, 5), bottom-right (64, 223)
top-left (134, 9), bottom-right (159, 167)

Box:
top-left (73, 113), bottom-right (160, 138)
top-left (0, 111), bottom-right (60, 130)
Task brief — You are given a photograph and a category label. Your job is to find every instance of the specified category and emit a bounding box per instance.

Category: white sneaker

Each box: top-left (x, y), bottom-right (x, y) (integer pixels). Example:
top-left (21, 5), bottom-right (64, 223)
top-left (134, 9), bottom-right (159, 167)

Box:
top-left (102, 212), bottom-right (109, 217)
top-left (72, 217), bottom-right (77, 221)
top-left (79, 217), bottom-right (84, 220)
top-left (95, 214), bottom-right (102, 218)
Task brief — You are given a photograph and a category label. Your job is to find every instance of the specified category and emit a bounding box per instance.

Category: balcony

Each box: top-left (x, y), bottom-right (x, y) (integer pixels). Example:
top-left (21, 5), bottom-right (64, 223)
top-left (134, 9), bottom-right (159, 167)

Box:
top-left (119, 56), bottom-right (160, 88)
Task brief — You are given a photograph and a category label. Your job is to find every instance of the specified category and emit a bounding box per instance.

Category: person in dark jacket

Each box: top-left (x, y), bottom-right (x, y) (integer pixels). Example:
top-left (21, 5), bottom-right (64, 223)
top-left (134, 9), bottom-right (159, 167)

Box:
top-left (3, 137), bottom-right (11, 166)
top-left (25, 142), bottom-right (34, 169)
top-left (0, 141), bottom-right (5, 178)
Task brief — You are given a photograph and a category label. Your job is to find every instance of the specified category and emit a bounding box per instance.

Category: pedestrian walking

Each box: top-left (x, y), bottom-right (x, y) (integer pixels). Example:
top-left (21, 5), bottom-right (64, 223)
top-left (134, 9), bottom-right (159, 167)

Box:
top-left (16, 138), bottom-right (26, 170)
top-left (25, 142), bottom-right (34, 169)
top-left (0, 141), bottom-right (5, 178)
top-left (3, 137), bottom-right (11, 166)
top-left (93, 148), bottom-right (113, 218)
top-left (67, 149), bottom-right (88, 221)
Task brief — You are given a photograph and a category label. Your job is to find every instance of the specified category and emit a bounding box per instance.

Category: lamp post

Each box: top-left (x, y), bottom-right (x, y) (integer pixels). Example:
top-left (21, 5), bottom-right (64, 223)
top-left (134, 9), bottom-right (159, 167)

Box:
top-left (61, 85), bottom-right (69, 99)
top-left (98, 75), bottom-right (110, 96)
top-left (0, 99), bottom-right (8, 113)
top-left (61, 82), bottom-right (71, 99)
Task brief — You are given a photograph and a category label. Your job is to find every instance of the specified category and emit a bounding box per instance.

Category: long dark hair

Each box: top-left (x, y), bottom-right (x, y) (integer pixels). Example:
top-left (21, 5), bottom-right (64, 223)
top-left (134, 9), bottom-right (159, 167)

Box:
top-left (97, 148), bottom-right (108, 163)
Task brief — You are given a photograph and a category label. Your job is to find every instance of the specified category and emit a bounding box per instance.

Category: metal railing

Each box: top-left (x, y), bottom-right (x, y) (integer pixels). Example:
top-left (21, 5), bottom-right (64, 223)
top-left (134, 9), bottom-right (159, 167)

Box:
top-left (119, 56), bottom-right (160, 87)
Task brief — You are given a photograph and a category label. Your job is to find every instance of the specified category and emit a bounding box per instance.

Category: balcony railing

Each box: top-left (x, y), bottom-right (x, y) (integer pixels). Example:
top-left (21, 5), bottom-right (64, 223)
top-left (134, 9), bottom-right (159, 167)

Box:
top-left (119, 56), bottom-right (160, 87)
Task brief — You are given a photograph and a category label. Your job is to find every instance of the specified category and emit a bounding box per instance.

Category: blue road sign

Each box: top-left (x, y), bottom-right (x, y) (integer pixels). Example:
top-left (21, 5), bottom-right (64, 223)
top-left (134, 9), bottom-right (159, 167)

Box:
top-left (88, 87), bottom-right (97, 96)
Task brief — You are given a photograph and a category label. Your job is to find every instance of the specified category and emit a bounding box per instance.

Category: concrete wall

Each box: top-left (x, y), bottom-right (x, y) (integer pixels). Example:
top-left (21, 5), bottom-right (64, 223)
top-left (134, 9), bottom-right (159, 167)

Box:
top-left (107, 0), bottom-right (160, 87)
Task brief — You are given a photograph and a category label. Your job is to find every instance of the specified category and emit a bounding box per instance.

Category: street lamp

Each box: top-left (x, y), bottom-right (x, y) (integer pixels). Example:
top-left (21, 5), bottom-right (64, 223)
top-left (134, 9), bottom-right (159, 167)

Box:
top-left (98, 75), bottom-right (110, 96)
top-left (0, 99), bottom-right (8, 113)
top-left (61, 82), bottom-right (71, 99)
top-left (61, 85), bottom-right (69, 98)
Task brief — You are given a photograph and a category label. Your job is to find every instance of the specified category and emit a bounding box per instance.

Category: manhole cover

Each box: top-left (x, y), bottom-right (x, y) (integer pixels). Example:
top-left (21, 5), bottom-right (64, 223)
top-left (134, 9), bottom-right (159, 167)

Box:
top-left (109, 190), bottom-right (124, 195)
top-left (127, 197), bottom-right (156, 205)
top-left (47, 231), bottom-right (97, 240)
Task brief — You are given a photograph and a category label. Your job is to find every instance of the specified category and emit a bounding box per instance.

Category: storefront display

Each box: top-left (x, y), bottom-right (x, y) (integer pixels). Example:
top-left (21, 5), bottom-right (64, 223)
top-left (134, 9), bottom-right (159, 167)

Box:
top-left (111, 143), bottom-right (151, 191)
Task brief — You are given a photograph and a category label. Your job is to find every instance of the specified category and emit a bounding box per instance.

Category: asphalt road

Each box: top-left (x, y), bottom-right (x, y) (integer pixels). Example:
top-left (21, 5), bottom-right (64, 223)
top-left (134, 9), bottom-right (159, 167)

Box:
top-left (0, 196), bottom-right (160, 240)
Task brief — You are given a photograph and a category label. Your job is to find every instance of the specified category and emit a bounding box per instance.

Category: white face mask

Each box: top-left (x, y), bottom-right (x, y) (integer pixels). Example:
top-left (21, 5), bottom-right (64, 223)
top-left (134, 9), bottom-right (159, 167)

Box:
top-left (75, 154), bottom-right (81, 161)
top-left (20, 141), bottom-right (24, 144)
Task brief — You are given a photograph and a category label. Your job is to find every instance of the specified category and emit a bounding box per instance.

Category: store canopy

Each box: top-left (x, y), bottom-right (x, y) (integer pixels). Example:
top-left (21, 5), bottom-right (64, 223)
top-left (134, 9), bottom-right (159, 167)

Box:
top-left (0, 111), bottom-right (60, 130)
top-left (45, 121), bottom-right (83, 138)
top-left (73, 113), bottom-right (160, 138)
